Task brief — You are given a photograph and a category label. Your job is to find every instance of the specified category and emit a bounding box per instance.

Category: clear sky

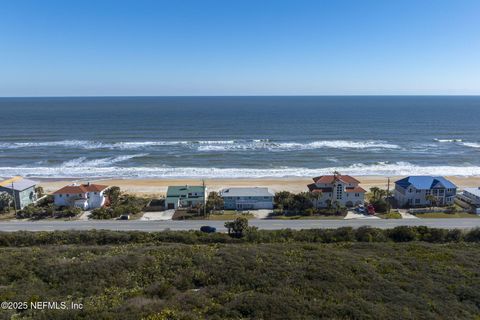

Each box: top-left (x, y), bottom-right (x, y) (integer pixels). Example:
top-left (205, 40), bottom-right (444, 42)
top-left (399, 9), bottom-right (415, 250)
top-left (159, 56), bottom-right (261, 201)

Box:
top-left (1, 0), bottom-right (480, 96)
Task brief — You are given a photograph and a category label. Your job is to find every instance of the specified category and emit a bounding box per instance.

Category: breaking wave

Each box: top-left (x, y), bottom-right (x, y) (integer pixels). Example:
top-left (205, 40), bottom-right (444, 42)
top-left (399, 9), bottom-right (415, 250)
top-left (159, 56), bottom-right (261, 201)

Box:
top-left (461, 142), bottom-right (480, 149)
top-left (0, 139), bottom-right (400, 151)
top-left (434, 138), bottom-right (463, 143)
top-left (61, 154), bottom-right (149, 168)
top-left (1, 161), bottom-right (480, 178)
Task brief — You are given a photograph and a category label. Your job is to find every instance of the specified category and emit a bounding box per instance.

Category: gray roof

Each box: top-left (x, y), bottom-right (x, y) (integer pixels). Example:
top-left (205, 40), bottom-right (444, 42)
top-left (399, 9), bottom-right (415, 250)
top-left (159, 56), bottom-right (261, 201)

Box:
top-left (464, 187), bottom-right (480, 197)
top-left (0, 177), bottom-right (37, 191)
top-left (220, 187), bottom-right (273, 197)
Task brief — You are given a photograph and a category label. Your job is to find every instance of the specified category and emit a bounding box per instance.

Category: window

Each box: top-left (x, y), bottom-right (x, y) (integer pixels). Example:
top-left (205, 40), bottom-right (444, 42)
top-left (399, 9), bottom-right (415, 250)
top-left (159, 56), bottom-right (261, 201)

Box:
top-left (415, 199), bottom-right (420, 204)
top-left (59, 194), bottom-right (62, 197)
top-left (426, 190), bottom-right (431, 195)
top-left (409, 188), bottom-right (413, 193)
top-left (336, 184), bottom-right (343, 200)
top-left (355, 193), bottom-right (360, 197)
top-left (416, 190), bottom-right (421, 193)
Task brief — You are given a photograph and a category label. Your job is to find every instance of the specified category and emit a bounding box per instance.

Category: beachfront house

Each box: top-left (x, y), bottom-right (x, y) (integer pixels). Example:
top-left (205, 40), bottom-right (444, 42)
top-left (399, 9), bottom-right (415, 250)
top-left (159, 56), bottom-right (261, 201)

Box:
top-left (307, 174), bottom-right (366, 208)
top-left (394, 176), bottom-right (457, 207)
top-left (457, 187), bottom-right (480, 214)
top-left (53, 183), bottom-right (109, 210)
top-left (220, 187), bottom-right (274, 210)
top-left (165, 185), bottom-right (206, 210)
top-left (0, 176), bottom-right (38, 210)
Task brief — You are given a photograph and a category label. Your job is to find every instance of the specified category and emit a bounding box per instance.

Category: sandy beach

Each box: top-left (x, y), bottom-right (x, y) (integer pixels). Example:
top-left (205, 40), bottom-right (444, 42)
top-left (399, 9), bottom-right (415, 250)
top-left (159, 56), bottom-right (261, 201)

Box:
top-left (38, 176), bottom-right (480, 197)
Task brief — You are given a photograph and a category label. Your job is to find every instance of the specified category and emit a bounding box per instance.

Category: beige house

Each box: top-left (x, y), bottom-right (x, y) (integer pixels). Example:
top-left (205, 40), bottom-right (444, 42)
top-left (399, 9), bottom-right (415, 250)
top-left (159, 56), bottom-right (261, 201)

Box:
top-left (308, 174), bottom-right (366, 208)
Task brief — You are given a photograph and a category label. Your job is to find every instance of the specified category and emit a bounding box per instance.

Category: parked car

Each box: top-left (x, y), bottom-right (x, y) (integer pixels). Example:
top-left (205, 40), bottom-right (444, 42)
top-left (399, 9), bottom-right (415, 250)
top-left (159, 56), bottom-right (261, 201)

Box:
top-left (118, 214), bottom-right (130, 220)
top-left (200, 225), bottom-right (216, 233)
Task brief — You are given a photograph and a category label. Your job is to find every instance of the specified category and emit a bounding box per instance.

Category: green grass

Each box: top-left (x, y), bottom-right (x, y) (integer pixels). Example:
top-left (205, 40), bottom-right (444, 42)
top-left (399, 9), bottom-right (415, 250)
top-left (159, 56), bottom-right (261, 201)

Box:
top-left (377, 212), bottom-right (402, 219)
top-left (205, 213), bottom-right (255, 220)
top-left (269, 215), bottom-right (345, 220)
top-left (415, 212), bottom-right (480, 219)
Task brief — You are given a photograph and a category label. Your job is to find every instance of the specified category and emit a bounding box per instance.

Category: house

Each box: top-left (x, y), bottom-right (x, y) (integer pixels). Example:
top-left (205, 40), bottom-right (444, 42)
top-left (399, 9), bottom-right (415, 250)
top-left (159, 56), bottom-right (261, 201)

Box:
top-left (394, 176), bottom-right (457, 207)
top-left (457, 187), bottom-right (480, 214)
top-left (0, 176), bottom-right (38, 210)
top-left (220, 187), bottom-right (274, 210)
top-left (165, 185), bottom-right (206, 210)
top-left (52, 183), bottom-right (109, 210)
top-left (307, 174), bottom-right (366, 208)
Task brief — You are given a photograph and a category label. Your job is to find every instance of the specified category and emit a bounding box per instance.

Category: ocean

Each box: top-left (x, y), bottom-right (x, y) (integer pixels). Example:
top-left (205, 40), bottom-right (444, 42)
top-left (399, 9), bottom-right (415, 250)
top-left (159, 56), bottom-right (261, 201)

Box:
top-left (0, 96), bottom-right (479, 179)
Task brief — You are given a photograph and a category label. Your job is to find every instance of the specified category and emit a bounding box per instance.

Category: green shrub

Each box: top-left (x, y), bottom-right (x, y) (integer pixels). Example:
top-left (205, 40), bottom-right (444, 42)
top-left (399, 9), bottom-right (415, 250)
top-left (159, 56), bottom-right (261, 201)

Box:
top-left (387, 226), bottom-right (417, 242)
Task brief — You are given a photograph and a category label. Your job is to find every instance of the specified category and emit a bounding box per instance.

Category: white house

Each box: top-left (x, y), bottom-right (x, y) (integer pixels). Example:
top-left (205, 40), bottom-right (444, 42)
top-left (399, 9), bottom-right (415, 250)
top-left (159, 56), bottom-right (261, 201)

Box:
top-left (220, 187), bottom-right (274, 210)
top-left (307, 174), bottom-right (366, 208)
top-left (457, 187), bottom-right (480, 214)
top-left (394, 176), bottom-right (457, 207)
top-left (53, 183), bottom-right (109, 210)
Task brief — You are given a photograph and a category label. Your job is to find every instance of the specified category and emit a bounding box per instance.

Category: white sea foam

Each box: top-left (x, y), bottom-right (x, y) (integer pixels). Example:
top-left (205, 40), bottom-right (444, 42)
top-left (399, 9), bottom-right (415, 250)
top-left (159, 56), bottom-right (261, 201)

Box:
top-left (0, 139), bottom-right (399, 151)
top-left (2, 162), bottom-right (480, 178)
top-left (197, 140), bottom-right (400, 151)
top-left (59, 154), bottom-right (148, 168)
top-left (434, 138), bottom-right (463, 143)
top-left (461, 142), bottom-right (480, 149)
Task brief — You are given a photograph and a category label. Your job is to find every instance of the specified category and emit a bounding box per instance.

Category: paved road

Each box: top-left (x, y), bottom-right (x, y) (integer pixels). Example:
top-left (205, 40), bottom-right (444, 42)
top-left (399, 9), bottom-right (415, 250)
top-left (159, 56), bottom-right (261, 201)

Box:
top-left (1, 219), bottom-right (480, 232)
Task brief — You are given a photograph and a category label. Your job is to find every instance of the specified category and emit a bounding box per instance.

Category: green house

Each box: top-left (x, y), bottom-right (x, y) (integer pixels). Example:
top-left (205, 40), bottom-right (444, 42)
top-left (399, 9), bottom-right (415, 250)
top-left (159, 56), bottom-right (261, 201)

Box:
top-left (165, 185), bottom-right (206, 209)
top-left (0, 176), bottom-right (38, 210)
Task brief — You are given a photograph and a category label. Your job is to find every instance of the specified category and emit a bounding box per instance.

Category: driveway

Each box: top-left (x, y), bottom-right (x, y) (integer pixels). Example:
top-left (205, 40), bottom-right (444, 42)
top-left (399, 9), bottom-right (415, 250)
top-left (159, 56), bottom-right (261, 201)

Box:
top-left (141, 209), bottom-right (175, 221)
top-left (398, 209), bottom-right (419, 219)
top-left (344, 211), bottom-right (380, 220)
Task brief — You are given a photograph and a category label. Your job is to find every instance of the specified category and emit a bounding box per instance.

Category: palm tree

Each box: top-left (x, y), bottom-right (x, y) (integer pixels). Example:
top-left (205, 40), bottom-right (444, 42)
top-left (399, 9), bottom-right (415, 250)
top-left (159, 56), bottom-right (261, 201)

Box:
top-left (313, 190), bottom-right (323, 208)
top-left (369, 187), bottom-right (381, 201)
top-left (426, 194), bottom-right (436, 211)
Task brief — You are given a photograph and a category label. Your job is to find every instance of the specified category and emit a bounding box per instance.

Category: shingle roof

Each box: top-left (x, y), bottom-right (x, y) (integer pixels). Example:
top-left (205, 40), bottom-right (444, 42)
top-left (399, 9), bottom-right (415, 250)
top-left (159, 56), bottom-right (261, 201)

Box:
top-left (220, 187), bottom-right (273, 197)
top-left (395, 176), bottom-right (457, 190)
top-left (0, 176), bottom-right (37, 191)
top-left (312, 175), bottom-right (360, 184)
top-left (53, 183), bottom-right (109, 195)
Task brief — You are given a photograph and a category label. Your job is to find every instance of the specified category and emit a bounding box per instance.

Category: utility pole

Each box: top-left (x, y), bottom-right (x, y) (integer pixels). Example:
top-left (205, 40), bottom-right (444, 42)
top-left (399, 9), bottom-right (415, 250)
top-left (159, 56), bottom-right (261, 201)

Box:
top-left (202, 179), bottom-right (207, 219)
top-left (386, 177), bottom-right (391, 213)
top-left (11, 181), bottom-right (17, 215)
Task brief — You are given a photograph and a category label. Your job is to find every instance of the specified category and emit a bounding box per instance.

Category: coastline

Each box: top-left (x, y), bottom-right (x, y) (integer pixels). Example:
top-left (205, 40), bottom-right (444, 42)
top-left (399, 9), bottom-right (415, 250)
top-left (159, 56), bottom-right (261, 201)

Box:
top-left (37, 176), bottom-right (480, 196)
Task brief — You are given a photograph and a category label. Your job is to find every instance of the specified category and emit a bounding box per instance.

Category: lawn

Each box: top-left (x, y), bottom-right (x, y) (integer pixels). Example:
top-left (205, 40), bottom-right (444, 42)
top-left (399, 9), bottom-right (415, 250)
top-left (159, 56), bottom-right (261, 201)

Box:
top-left (269, 214), bottom-right (345, 220)
top-left (205, 212), bottom-right (255, 220)
top-left (415, 212), bottom-right (480, 219)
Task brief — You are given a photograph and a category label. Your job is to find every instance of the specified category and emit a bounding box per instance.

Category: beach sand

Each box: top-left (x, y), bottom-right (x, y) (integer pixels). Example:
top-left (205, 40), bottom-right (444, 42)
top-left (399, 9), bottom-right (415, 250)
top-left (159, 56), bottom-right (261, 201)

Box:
top-left (38, 176), bottom-right (480, 197)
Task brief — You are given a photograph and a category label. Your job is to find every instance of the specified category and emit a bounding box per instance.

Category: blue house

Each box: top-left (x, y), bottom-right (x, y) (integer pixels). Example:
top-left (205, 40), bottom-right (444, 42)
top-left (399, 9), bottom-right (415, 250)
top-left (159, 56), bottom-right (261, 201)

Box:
top-left (394, 176), bottom-right (457, 207)
top-left (0, 176), bottom-right (38, 210)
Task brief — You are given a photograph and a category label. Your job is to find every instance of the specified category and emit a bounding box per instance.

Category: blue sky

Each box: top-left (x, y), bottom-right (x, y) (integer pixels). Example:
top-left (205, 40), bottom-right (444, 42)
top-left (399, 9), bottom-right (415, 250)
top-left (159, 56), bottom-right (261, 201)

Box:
top-left (1, 0), bottom-right (479, 96)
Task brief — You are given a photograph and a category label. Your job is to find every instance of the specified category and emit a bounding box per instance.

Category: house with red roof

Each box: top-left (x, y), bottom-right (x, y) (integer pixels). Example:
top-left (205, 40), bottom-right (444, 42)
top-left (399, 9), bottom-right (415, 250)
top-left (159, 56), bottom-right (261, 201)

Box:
top-left (307, 174), bottom-right (366, 208)
top-left (52, 182), bottom-right (110, 210)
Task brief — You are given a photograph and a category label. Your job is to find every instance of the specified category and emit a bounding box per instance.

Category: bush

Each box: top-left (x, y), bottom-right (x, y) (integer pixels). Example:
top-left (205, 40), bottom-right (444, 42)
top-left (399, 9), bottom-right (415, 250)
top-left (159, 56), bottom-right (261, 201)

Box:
top-left (387, 226), bottom-right (417, 242)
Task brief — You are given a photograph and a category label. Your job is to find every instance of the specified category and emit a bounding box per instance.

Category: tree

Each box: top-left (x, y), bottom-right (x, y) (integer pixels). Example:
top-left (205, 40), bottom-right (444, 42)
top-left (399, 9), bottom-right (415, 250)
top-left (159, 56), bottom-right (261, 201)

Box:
top-left (312, 190), bottom-right (323, 208)
top-left (426, 194), bottom-right (437, 211)
top-left (369, 187), bottom-right (381, 201)
top-left (35, 186), bottom-right (45, 198)
top-left (225, 216), bottom-right (249, 237)
top-left (206, 191), bottom-right (224, 213)
top-left (274, 191), bottom-right (294, 212)
top-left (0, 192), bottom-right (14, 213)
top-left (105, 186), bottom-right (121, 206)
top-left (292, 192), bottom-right (315, 213)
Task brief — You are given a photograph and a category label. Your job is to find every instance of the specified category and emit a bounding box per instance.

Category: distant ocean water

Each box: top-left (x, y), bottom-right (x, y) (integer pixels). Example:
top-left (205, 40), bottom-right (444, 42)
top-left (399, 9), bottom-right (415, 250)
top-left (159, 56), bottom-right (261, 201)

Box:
top-left (0, 96), bottom-right (479, 179)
